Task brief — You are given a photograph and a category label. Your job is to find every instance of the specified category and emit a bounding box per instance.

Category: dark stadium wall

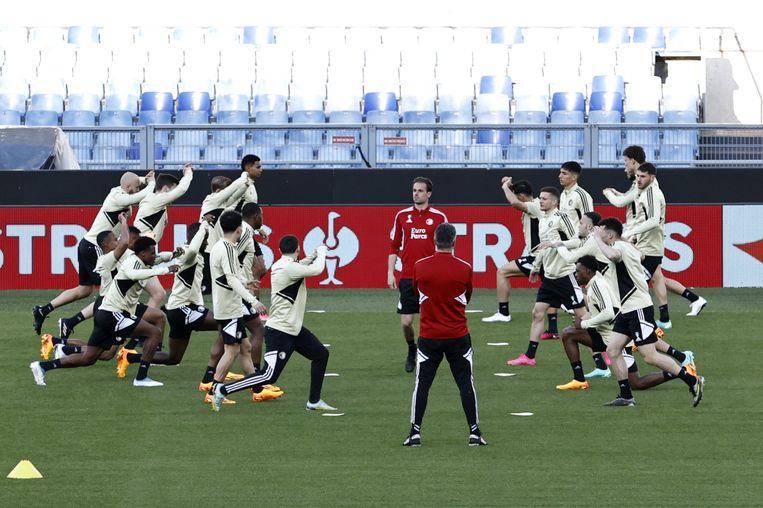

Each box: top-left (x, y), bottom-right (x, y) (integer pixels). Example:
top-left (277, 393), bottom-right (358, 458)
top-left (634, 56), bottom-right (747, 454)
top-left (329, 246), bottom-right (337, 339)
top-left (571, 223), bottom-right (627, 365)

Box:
top-left (1, 168), bottom-right (761, 206)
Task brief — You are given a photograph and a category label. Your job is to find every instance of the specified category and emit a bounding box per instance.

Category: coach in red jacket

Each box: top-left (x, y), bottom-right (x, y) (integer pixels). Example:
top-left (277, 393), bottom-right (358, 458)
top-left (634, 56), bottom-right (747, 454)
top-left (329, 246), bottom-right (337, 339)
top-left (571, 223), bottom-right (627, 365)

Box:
top-left (402, 223), bottom-right (487, 447)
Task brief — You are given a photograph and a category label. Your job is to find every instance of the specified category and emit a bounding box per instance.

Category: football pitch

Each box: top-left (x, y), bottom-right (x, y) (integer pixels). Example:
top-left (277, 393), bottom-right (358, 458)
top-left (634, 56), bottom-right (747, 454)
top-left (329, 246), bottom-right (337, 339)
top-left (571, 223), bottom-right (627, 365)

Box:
top-left (2, 288), bottom-right (763, 506)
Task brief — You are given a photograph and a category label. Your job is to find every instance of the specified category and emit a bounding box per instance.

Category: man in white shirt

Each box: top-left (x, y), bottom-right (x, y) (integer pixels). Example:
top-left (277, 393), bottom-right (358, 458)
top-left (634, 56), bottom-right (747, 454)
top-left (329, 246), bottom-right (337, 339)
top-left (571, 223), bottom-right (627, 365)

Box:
top-left (212, 235), bottom-right (336, 413)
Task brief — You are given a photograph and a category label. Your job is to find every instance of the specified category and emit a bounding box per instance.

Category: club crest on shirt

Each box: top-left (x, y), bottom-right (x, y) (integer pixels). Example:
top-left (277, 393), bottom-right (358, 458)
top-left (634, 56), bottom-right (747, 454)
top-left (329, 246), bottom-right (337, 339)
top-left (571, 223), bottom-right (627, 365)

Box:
top-left (568, 199), bottom-right (573, 206)
top-left (425, 218), bottom-right (434, 225)
top-left (406, 214), bottom-right (412, 223)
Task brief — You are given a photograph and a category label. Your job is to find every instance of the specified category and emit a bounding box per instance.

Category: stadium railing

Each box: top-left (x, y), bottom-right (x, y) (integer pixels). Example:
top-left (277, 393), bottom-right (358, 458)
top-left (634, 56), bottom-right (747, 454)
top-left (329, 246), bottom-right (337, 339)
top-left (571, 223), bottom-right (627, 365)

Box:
top-left (59, 123), bottom-right (763, 170)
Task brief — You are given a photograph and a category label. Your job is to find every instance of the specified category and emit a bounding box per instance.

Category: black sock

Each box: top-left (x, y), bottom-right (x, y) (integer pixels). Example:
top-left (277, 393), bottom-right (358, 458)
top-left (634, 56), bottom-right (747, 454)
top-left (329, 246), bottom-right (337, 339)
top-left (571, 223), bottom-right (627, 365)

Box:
top-left (592, 353), bottom-right (608, 370)
top-left (407, 342), bottom-right (416, 353)
top-left (663, 371), bottom-right (677, 381)
top-left (40, 303), bottom-right (54, 316)
top-left (411, 423), bottom-right (421, 435)
top-left (659, 304), bottom-right (670, 322)
top-left (62, 345), bottom-right (81, 354)
top-left (677, 367), bottom-right (697, 387)
top-left (124, 338), bottom-right (139, 349)
top-left (201, 365), bottom-right (216, 383)
top-left (665, 345), bottom-right (686, 364)
top-left (470, 424), bottom-right (480, 435)
top-left (681, 289), bottom-right (699, 303)
top-left (218, 382), bottom-right (229, 396)
top-left (525, 341), bottom-right (539, 359)
top-left (618, 378), bottom-right (633, 400)
top-left (51, 336), bottom-right (66, 345)
top-left (127, 352), bottom-right (143, 364)
top-left (547, 314), bottom-right (558, 334)
top-left (136, 360), bottom-right (151, 380)
top-left (571, 361), bottom-right (585, 382)
top-left (40, 359), bottom-right (62, 371)
top-left (71, 312), bottom-right (86, 325)
top-left (499, 302), bottom-right (509, 316)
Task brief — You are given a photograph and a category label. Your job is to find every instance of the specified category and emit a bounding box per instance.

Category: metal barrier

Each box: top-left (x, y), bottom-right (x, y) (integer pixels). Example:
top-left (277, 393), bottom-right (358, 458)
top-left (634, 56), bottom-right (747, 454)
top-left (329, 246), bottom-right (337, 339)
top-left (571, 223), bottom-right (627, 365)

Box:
top-left (62, 123), bottom-right (763, 169)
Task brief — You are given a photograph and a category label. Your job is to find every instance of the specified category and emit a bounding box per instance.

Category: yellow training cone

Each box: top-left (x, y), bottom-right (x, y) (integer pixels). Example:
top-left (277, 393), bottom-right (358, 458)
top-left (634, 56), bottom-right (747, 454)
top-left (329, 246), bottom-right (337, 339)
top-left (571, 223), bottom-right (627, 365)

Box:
top-left (7, 460), bottom-right (43, 479)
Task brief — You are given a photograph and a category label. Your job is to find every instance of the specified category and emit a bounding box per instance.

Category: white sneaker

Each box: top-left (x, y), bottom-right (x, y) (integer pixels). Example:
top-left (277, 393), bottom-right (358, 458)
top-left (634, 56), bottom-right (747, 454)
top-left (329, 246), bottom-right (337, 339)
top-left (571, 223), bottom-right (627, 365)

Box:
top-left (687, 297), bottom-right (707, 317)
top-left (53, 343), bottom-right (66, 360)
top-left (211, 383), bottom-right (225, 412)
top-left (481, 312), bottom-right (512, 323)
top-left (306, 399), bottom-right (337, 411)
top-left (133, 377), bottom-right (163, 387)
top-left (30, 362), bottom-right (46, 385)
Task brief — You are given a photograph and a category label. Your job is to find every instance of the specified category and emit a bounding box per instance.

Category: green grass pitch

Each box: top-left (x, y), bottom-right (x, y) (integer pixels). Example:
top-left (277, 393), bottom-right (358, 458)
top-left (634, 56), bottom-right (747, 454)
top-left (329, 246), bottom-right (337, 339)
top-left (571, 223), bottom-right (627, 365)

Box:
top-left (2, 288), bottom-right (763, 506)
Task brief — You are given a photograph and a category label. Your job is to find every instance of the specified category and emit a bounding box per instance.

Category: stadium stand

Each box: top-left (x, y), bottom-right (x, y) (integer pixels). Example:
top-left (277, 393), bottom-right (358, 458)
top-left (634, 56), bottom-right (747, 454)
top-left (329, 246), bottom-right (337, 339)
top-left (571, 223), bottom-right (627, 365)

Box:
top-left (0, 24), bottom-right (760, 168)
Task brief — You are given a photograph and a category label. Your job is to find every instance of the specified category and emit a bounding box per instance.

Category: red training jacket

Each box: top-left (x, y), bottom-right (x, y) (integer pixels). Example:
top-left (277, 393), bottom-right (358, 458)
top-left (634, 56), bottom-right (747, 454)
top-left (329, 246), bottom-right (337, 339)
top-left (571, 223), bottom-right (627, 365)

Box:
top-left (413, 251), bottom-right (473, 340)
top-left (389, 205), bottom-right (448, 279)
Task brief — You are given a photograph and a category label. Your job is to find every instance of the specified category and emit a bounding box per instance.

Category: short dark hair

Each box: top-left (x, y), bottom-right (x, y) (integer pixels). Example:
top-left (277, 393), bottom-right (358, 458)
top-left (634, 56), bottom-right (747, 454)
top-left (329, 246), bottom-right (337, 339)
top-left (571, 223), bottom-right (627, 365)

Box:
top-left (434, 223), bottom-right (456, 250)
top-left (599, 217), bottom-right (623, 237)
top-left (279, 234), bottom-right (299, 254)
top-left (241, 202), bottom-right (261, 219)
top-left (241, 154), bottom-right (260, 170)
top-left (128, 226), bottom-right (141, 236)
top-left (155, 173), bottom-right (180, 192)
top-left (623, 145), bottom-right (646, 164)
top-left (539, 186), bottom-right (560, 201)
top-left (576, 254), bottom-right (600, 273)
top-left (511, 179), bottom-right (533, 197)
top-left (133, 236), bottom-right (157, 255)
top-left (219, 210), bottom-right (243, 233)
top-left (412, 176), bottom-right (432, 192)
top-left (96, 231), bottom-right (113, 249)
top-left (210, 175), bottom-right (232, 192)
top-left (561, 161), bottom-right (582, 174)
top-left (584, 211), bottom-right (601, 226)
top-left (637, 162), bottom-right (657, 175)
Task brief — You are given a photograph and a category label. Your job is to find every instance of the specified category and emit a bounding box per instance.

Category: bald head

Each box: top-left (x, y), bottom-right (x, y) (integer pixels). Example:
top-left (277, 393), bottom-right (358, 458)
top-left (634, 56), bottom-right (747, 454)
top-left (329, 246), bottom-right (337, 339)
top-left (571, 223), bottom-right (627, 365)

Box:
top-left (120, 172), bottom-right (141, 194)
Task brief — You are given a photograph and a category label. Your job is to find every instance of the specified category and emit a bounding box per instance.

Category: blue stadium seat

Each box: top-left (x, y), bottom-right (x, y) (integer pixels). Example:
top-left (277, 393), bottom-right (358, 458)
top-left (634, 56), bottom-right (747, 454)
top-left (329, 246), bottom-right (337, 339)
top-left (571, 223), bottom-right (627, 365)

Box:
top-left (138, 110), bottom-right (172, 147)
top-left (175, 110), bottom-right (210, 145)
top-left (290, 110), bottom-right (326, 145)
top-left (177, 91), bottom-right (211, 114)
top-left (431, 145), bottom-right (467, 164)
top-left (25, 110), bottom-right (59, 126)
top-left (624, 110), bottom-right (659, 158)
top-left (632, 27), bottom-right (665, 49)
top-left (67, 93), bottom-right (101, 115)
top-left (438, 110), bottom-right (473, 146)
top-left (588, 91), bottom-right (624, 114)
top-left (469, 144), bottom-right (504, 165)
top-left (479, 76), bottom-right (513, 97)
top-left (30, 94), bottom-right (64, 116)
top-left (597, 27), bottom-right (630, 45)
top-left (253, 93), bottom-right (287, 113)
top-left (591, 75), bottom-right (625, 97)
top-left (402, 110), bottom-right (436, 146)
top-left (204, 145), bottom-right (240, 169)
top-left (661, 110), bottom-right (698, 163)
top-left (0, 93), bottom-right (27, 115)
top-left (327, 110), bottom-right (363, 144)
top-left (104, 94), bottom-right (139, 117)
top-left (243, 26), bottom-right (275, 45)
top-left (363, 92), bottom-right (398, 115)
top-left (67, 26), bottom-right (99, 46)
top-left (490, 27), bottom-right (523, 45)
top-left (98, 110), bottom-right (133, 148)
top-left (216, 94), bottom-right (250, 114)
top-left (140, 92), bottom-right (174, 113)
top-left (0, 110), bottom-right (22, 125)
top-left (394, 146), bottom-right (428, 166)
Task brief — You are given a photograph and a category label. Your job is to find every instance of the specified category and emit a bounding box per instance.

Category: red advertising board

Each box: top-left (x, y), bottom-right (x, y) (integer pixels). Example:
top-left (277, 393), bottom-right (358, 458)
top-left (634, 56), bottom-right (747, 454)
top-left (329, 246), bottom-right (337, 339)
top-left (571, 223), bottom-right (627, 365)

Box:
top-left (0, 205), bottom-right (722, 289)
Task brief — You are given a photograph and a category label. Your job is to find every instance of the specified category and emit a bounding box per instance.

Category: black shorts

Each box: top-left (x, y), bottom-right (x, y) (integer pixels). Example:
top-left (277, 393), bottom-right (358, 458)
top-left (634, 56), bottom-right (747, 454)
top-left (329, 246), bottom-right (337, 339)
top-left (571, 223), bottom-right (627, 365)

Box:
top-left (93, 295), bottom-right (104, 312)
top-left (513, 255), bottom-right (536, 277)
top-left (88, 304), bottom-right (148, 349)
top-left (397, 278), bottom-right (419, 315)
top-left (77, 238), bottom-right (101, 286)
top-left (613, 307), bottom-right (658, 346)
top-left (218, 317), bottom-right (246, 345)
top-left (641, 255), bottom-right (663, 281)
top-left (241, 301), bottom-right (261, 322)
top-left (536, 273), bottom-right (585, 309)
top-left (166, 304), bottom-right (210, 340)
